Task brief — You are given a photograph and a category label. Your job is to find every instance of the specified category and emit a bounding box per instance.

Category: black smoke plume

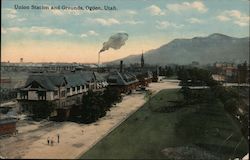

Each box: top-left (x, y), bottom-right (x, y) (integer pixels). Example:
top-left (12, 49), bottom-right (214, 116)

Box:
top-left (99, 33), bottom-right (129, 53)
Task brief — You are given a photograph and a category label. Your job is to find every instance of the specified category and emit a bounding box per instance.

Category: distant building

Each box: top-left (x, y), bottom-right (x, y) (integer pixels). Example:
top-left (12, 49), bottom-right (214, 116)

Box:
top-left (213, 61), bottom-right (249, 83)
top-left (107, 61), bottom-right (140, 93)
top-left (107, 71), bottom-right (139, 93)
top-left (1, 62), bottom-right (83, 73)
top-left (135, 71), bottom-right (153, 87)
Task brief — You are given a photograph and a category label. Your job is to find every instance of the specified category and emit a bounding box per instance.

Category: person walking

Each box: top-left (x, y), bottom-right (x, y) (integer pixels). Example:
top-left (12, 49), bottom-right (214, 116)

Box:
top-left (57, 133), bottom-right (60, 143)
top-left (47, 137), bottom-right (50, 145)
top-left (51, 137), bottom-right (54, 146)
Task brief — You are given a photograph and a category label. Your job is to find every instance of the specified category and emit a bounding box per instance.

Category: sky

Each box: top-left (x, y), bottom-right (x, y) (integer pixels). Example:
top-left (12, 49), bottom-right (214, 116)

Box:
top-left (1, 0), bottom-right (249, 63)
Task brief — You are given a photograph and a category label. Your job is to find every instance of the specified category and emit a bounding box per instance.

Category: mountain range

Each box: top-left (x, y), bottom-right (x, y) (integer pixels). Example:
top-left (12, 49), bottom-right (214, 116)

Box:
top-left (107, 33), bottom-right (249, 65)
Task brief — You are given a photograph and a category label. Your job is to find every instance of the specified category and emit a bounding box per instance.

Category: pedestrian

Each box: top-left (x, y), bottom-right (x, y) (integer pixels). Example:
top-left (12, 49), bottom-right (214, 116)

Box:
top-left (82, 130), bottom-right (84, 134)
top-left (51, 137), bottom-right (54, 146)
top-left (57, 133), bottom-right (60, 143)
top-left (47, 137), bottom-right (50, 145)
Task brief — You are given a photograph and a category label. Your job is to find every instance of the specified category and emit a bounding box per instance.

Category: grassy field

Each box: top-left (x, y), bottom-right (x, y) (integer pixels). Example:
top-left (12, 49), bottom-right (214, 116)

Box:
top-left (81, 89), bottom-right (248, 159)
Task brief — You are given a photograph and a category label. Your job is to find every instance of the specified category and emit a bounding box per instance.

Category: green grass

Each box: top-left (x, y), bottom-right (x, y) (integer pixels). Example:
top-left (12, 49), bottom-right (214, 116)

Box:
top-left (81, 89), bottom-right (248, 159)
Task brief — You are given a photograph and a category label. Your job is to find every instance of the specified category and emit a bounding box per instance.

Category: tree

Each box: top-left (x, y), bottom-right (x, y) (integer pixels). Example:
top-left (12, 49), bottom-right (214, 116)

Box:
top-left (237, 61), bottom-right (248, 83)
top-left (165, 66), bottom-right (174, 77)
top-left (80, 91), bottom-right (106, 123)
top-left (32, 101), bottom-right (56, 119)
top-left (224, 98), bottom-right (238, 114)
top-left (102, 87), bottom-right (122, 108)
top-left (80, 88), bottom-right (122, 123)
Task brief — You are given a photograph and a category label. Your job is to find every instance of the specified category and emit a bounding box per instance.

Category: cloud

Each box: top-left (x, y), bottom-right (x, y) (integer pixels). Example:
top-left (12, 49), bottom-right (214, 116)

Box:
top-left (156, 21), bottom-right (184, 29)
top-left (3, 8), bottom-right (17, 19)
top-left (88, 18), bottom-right (120, 26)
top-left (146, 5), bottom-right (165, 15)
top-left (29, 26), bottom-right (68, 35)
top-left (167, 1), bottom-right (208, 13)
top-left (234, 20), bottom-right (249, 27)
top-left (1, 27), bottom-right (7, 34)
top-left (3, 26), bottom-right (70, 36)
top-left (80, 30), bottom-right (99, 38)
top-left (3, 8), bottom-right (27, 22)
top-left (88, 30), bottom-right (99, 36)
top-left (17, 18), bottom-right (27, 22)
top-left (124, 20), bottom-right (144, 25)
top-left (8, 27), bottom-right (23, 32)
top-left (217, 10), bottom-right (249, 27)
top-left (186, 18), bottom-right (204, 24)
top-left (80, 34), bottom-right (87, 38)
top-left (50, 9), bottom-right (64, 16)
top-left (126, 10), bottom-right (137, 15)
top-left (216, 15), bottom-right (230, 21)
top-left (2, 27), bottom-right (23, 33)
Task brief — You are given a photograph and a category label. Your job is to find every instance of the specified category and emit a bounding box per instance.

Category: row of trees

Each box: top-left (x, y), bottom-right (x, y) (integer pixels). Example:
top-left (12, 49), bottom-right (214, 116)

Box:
top-left (0, 88), bottom-right (17, 102)
top-left (79, 87), bottom-right (122, 123)
top-left (159, 66), bottom-right (175, 77)
top-left (177, 67), bottom-right (218, 86)
top-left (179, 67), bottom-right (248, 139)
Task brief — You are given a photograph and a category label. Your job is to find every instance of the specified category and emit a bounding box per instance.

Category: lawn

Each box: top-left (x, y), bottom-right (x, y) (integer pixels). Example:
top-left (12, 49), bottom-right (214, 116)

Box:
top-left (81, 89), bottom-right (248, 159)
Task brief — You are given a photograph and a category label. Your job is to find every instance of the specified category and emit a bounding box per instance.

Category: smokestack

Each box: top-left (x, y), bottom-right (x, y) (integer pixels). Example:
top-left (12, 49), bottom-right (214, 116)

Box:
top-left (120, 60), bottom-right (123, 73)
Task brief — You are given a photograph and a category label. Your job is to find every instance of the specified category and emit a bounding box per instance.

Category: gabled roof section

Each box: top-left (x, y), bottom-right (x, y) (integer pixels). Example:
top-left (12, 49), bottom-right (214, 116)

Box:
top-left (22, 71), bottom-right (107, 90)
top-left (64, 73), bottom-right (87, 88)
top-left (24, 74), bottom-right (64, 90)
top-left (80, 71), bottom-right (95, 82)
top-left (93, 72), bottom-right (106, 81)
top-left (107, 71), bottom-right (139, 86)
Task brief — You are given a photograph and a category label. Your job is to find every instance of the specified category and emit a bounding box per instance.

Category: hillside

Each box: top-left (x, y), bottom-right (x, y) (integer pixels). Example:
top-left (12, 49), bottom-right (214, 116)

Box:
top-left (107, 33), bottom-right (249, 65)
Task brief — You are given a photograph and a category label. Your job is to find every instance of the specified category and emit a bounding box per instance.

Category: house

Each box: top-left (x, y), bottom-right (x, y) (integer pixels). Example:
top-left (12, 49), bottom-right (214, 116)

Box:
top-left (17, 71), bottom-right (107, 120)
top-left (134, 71), bottom-right (153, 87)
top-left (107, 61), bottom-right (140, 94)
top-left (107, 71), bottom-right (139, 93)
top-left (213, 62), bottom-right (249, 83)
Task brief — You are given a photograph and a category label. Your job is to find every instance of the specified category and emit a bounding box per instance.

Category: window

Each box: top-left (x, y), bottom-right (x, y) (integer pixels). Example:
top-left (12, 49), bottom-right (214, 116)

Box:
top-left (54, 90), bottom-right (58, 96)
top-left (20, 91), bottom-right (28, 99)
top-left (77, 86), bottom-right (80, 91)
top-left (72, 87), bottom-right (76, 92)
top-left (82, 85), bottom-right (85, 90)
top-left (61, 91), bottom-right (66, 97)
top-left (67, 88), bottom-right (70, 93)
top-left (38, 91), bottom-right (46, 100)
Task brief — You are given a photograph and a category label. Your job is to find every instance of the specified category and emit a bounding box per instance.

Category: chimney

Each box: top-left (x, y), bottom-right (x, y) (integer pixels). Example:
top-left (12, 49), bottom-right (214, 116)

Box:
top-left (120, 60), bottom-right (123, 73)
